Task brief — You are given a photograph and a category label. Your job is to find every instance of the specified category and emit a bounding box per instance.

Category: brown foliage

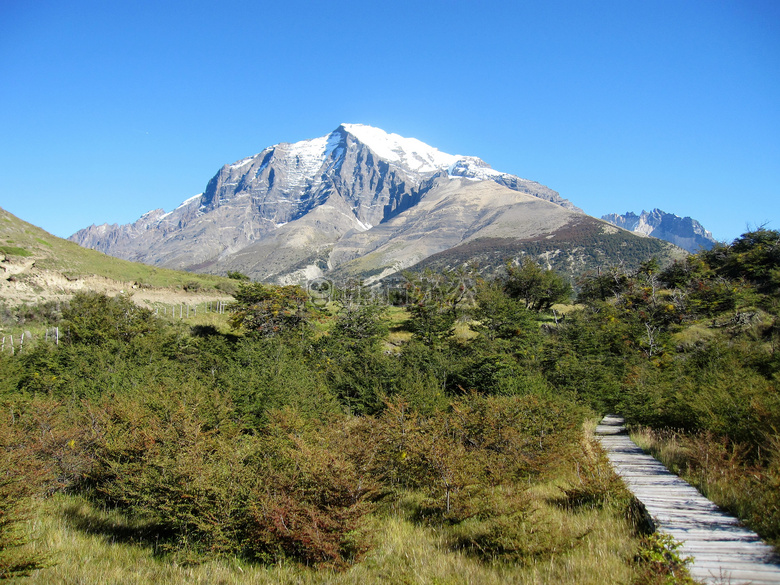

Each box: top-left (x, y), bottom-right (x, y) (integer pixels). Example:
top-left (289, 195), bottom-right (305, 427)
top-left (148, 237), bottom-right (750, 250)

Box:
top-left (0, 409), bottom-right (53, 578)
top-left (367, 394), bottom-right (581, 521)
top-left (242, 414), bottom-right (379, 567)
top-left (81, 397), bottom-right (378, 568)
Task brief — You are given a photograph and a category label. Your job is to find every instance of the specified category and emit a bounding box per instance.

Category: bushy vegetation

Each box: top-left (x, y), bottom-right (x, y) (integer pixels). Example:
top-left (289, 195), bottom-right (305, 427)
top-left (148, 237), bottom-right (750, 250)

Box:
top-left (3, 228), bottom-right (779, 581)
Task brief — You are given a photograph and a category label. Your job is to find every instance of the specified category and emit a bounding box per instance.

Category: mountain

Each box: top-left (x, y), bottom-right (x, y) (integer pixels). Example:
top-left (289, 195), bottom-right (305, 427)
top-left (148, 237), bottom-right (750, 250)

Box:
top-left (71, 124), bottom-right (680, 283)
top-left (601, 209), bottom-right (717, 253)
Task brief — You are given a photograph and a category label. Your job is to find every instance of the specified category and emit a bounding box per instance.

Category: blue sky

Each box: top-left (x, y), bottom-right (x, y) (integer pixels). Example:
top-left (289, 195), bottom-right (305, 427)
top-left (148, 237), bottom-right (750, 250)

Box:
top-left (1, 0), bottom-right (778, 243)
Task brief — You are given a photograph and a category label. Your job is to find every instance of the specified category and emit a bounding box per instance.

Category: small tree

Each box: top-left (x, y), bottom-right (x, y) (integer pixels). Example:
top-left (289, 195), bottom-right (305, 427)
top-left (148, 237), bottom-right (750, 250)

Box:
top-left (404, 269), bottom-right (473, 345)
top-left (577, 266), bottom-right (631, 303)
top-left (228, 283), bottom-right (309, 337)
top-left (505, 259), bottom-right (571, 311)
top-left (472, 281), bottom-right (536, 341)
top-left (61, 291), bottom-right (158, 345)
top-left (332, 302), bottom-right (387, 346)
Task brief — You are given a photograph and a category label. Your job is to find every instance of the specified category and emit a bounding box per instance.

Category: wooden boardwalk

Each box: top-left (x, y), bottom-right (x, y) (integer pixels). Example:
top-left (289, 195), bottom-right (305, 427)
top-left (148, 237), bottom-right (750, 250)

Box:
top-left (596, 415), bottom-right (780, 584)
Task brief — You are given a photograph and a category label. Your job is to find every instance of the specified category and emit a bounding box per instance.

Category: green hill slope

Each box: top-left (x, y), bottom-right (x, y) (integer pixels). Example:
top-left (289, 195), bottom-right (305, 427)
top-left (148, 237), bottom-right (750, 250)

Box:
top-left (0, 207), bottom-right (234, 306)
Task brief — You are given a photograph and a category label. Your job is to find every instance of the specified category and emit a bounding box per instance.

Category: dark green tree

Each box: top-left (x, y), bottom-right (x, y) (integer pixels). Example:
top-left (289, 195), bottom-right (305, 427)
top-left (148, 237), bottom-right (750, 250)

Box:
top-left (404, 269), bottom-right (473, 345)
top-left (332, 301), bottom-right (388, 347)
top-left (708, 228), bottom-right (780, 295)
top-left (228, 283), bottom-right (309, 337)
top-left (505, 259), bottom-right (571, 311)
top-left (62, 291), bottom-right (158, 345)
top-left (319, 299), bottom-right (391, 415)
top-left (471, 281), bottom-right (536, 341)
top-left (577, 267), bottom-right (631, 303)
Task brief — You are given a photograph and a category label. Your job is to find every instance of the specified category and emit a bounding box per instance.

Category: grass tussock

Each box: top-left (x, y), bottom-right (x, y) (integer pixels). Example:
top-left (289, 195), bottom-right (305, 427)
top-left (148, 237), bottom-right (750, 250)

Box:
top-left (23, 481), bottom-right (648, 585)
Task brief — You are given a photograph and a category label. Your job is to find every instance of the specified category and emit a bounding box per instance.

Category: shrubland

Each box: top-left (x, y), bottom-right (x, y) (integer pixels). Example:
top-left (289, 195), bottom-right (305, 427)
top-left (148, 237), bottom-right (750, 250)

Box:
top-left (3, 228), bottom-right (779, 582)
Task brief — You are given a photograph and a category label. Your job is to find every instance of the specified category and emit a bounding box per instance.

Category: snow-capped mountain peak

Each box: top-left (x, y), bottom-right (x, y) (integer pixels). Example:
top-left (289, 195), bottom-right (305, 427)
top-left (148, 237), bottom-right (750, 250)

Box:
top-left (340, 123), bottom-right (459, 174)
top-left (71, 123), bottom-right (582, 281)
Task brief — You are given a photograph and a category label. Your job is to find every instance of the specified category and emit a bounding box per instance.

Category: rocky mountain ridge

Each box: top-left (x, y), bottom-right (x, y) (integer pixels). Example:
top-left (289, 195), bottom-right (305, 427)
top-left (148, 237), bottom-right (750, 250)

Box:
top-left (601, 209), bottom-right (717, 253)
top-left (70, 124), bottom-right (679, 283)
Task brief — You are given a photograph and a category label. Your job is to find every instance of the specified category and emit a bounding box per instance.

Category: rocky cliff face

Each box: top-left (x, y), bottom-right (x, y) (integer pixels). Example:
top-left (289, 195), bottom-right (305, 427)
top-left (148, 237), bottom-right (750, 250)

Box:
top-left (601, 209), bottom-right (716, 253)
top-left (70, 124), bottom-right (592, 282)
top-left (73, 124), bottom-right (698, 283)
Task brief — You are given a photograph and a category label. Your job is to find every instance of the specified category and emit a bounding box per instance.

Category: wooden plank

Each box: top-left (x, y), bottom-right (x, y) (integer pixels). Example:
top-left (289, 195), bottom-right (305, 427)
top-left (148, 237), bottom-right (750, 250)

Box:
top-left (596, 415), bottom-right (780, 584)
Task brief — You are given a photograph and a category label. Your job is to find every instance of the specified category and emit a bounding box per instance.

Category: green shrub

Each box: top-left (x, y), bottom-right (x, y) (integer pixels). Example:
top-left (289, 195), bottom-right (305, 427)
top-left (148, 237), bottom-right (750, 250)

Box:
top-left (216, 337), bottom-right (340, 427)
top-left (633, 532), bottom-right (695, 585)
top-left (244, 416), bottom-right (379, 567)
top-left (228, 283), bottom-right (309, 337)
top-left (368, 394), bottom-right (582, 519)
top-left (0, 412), bottom-right (51, 578)
top-left (82, 394), bottom-right (377, 567)
top-left (61, 291), bottom-right (159, 345)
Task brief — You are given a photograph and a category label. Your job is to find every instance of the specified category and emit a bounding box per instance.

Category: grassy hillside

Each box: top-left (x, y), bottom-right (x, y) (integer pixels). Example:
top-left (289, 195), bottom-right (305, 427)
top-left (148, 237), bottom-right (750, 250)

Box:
top-left (0, 207), bottom-right (237, 309)
top-left (1, 207), bottom-right (235, 290)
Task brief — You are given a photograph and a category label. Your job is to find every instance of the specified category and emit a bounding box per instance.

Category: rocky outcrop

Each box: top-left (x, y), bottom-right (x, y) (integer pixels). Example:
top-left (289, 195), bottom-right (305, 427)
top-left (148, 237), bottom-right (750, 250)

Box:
top-left (601, 209), bottom-right (717, 253)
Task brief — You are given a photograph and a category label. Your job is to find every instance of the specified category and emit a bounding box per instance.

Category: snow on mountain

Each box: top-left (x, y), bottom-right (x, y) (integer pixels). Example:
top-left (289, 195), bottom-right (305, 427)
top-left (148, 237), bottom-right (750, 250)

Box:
top-left (447, 156), bottom-right (504, 181)
top-left (70, 124), bottom-right (585, 281)
top-left (280, 132), bottom-right (344, 190)
top-left (339, 124), bottom-right (517, 182)
top-left (341, 124), bottom-right (459, 173)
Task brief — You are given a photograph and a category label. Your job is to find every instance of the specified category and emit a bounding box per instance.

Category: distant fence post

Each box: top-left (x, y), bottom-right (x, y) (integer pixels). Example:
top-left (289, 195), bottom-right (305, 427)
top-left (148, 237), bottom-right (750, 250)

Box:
top-left (44, 327), bottom-right (60, 346)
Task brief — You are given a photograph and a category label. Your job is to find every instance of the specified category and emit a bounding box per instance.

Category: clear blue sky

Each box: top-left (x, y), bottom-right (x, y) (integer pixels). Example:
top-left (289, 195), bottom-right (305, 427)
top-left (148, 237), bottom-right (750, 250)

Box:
top-left (1, 0), bottom-right (778, 243)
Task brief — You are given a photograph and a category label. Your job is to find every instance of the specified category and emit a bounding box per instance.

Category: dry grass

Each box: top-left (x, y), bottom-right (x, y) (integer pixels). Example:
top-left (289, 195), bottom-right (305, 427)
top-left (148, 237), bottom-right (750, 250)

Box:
top-left (23, 474), bottom-right (644, 585)
top-left (630, 426), bottom-right (780, 551)
top-left (629, 427), bottom-right (689, 475)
